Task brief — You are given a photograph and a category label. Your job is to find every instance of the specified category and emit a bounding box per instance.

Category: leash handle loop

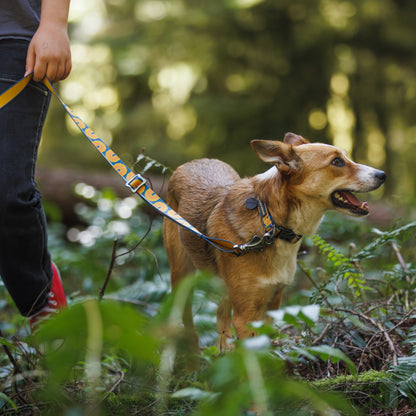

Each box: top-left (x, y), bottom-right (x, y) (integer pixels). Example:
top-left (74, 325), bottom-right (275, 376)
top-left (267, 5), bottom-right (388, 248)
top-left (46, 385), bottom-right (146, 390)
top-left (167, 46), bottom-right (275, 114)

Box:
top-left (0, 73), bottom-right (32, 109)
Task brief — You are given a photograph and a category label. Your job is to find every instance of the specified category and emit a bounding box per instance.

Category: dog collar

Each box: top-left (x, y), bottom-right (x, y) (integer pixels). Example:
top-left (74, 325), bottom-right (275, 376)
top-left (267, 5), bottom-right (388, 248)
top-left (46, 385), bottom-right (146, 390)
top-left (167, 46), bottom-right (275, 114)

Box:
top-left (235, 197), bottom-right (302, 255)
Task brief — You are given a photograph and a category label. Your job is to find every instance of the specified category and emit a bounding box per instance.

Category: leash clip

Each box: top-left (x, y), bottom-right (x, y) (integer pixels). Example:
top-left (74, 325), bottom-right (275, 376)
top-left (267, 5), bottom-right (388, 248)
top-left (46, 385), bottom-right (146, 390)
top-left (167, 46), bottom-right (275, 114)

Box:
top-left (235, 225), bottom-right (276, 255)
top-left (234, 236), bottom-right (262, 255)
top-left (125, 174), bottom-right (147, 193)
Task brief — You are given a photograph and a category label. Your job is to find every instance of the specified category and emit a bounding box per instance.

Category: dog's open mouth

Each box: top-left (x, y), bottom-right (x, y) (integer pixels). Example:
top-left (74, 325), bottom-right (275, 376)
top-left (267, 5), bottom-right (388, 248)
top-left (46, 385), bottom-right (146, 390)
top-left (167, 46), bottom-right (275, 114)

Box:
top-left (331, 190), bottom-right (369, 216)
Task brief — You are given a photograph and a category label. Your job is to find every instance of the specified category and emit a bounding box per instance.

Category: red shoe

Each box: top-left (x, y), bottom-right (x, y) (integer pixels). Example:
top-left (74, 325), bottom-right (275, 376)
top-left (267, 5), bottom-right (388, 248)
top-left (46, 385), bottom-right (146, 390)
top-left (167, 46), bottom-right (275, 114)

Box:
top-left (29, 262), bottom-right (67, 333)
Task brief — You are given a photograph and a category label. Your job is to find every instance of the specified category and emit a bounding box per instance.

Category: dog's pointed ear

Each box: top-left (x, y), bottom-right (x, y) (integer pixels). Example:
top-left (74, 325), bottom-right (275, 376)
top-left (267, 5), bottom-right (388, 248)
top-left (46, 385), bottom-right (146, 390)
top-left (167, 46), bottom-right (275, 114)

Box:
top-left (284, 132), bottom-right (309, 146)
top-left (251, 140), bottom-right (302, 174)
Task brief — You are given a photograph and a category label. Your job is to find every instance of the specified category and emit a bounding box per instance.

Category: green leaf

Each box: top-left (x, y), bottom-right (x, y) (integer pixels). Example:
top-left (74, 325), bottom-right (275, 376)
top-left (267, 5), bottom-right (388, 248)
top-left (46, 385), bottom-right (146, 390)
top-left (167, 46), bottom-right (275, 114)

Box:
top-left (267, 305), bottom-right (320, 328)
top-left (307, 345), bottom-right (357, 376)
top-left (34, 299), bottom-right (158, 401)
top-left (0, 393), bottom-right (17, 411)
top-left (0, 337), bottom-right (17, 350)
top-left (172, 387), bottom-right (215, 401)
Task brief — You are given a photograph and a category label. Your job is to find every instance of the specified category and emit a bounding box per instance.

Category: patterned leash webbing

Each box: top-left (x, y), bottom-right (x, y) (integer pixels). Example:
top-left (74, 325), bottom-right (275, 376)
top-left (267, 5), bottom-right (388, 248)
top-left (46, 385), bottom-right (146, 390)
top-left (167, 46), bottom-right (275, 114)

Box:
top-left (0, 74), bottom-right (239, 255)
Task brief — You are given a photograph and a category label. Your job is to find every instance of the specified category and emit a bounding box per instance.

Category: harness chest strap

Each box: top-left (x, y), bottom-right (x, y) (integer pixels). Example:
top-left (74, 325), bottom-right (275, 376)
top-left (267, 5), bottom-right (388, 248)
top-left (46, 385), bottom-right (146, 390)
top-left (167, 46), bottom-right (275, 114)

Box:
top-left (238, 197), bottom-right (302, 254)
top-left (0, 74), bottom-right (302, 256)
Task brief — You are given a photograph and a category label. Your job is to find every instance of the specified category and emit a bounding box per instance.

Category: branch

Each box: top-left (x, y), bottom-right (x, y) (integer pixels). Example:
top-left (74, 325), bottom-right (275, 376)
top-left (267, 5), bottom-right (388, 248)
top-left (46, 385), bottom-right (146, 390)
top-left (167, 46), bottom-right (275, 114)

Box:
top-left (391, 241), bottom-right (410, 283)
top-left (335, 307), bottom-right (398, 366)
top-left (0, 329), bottom-right (20, 374)
top-left (99, 238), bottom-right (118, 301)
top-left (99, 219), bottom-right (154, 300)
top-left (103, 363), bottom-right (125, 401)
top-left (311, 323), bottom-right (331, 346)
top-left (298, 261), bottom-right (333, 310)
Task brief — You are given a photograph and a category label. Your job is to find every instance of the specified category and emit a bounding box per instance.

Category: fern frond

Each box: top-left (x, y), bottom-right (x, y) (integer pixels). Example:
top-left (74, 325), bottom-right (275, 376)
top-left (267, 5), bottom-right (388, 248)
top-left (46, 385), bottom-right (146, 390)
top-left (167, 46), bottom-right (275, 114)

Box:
top-left (135, 152), bottom-right (172, 175)
top-left (311, 235), bottom-right (365, 296)
top-left (385, 354), bottom-right (416, 407)
top-left (357, 221), bottom-right (416, 260)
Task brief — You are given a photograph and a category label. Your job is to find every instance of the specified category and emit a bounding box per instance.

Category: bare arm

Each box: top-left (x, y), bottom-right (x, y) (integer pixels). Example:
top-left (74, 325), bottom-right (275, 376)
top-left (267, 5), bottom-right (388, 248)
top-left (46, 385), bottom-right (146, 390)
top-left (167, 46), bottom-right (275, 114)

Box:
top-left (25, 0), bottom-right (72, 82)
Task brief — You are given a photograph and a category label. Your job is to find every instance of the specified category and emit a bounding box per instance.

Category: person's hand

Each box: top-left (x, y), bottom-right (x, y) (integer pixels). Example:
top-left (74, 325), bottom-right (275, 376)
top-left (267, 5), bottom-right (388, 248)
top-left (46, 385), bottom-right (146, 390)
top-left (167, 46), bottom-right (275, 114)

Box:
top-left (25, 22), bottom-right (71, 83)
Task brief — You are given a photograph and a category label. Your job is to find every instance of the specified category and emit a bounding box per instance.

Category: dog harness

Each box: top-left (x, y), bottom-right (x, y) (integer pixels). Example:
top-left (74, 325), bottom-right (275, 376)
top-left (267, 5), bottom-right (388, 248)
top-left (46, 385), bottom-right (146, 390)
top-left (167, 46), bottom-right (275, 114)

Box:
top-left (0, 74), bottom-right (302, 257)
top-left (237, 197), bottom-right (303, 254)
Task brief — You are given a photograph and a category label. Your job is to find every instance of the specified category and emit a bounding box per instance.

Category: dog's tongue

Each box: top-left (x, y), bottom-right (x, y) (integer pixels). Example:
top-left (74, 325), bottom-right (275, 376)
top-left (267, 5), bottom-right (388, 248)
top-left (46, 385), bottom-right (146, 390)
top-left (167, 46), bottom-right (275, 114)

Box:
top-left (339, 191), bottom-right (369, 210)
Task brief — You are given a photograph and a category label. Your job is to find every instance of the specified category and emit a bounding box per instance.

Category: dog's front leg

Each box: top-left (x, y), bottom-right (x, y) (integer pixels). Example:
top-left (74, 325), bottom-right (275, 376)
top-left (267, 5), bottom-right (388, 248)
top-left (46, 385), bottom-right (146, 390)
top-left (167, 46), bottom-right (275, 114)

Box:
top-left (216, 295), bottom-right (234, 352)
top-left (267, 287), bottom-right (284, 311)
top-left (230, 288), bottom-right (270, 340)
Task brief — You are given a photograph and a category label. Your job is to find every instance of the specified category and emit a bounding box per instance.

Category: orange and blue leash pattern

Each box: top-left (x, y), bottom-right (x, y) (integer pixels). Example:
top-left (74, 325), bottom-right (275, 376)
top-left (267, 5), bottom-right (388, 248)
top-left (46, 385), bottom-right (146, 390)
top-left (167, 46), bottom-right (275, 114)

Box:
top-left (0, 74), bottom-right (239, 255)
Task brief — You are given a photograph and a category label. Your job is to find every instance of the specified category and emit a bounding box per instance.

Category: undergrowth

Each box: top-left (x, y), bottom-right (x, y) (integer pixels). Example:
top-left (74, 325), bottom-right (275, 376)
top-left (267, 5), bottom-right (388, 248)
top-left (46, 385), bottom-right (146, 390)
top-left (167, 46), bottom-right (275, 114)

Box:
top-left (0, 183), bottom-right (416, 415)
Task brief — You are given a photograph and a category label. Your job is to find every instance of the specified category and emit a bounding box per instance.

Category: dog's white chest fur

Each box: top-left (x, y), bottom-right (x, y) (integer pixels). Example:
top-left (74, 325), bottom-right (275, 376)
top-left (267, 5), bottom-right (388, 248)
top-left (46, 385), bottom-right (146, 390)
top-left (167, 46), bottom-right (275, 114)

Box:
top-left (257, 242), bottom-right (299, 288)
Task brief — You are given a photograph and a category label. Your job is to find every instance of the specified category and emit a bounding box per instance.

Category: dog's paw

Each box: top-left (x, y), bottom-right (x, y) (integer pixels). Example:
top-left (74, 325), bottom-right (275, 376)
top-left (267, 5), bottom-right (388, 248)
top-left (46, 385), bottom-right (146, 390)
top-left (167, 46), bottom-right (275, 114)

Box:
top-left (217, 332), bottom-right (235, 353)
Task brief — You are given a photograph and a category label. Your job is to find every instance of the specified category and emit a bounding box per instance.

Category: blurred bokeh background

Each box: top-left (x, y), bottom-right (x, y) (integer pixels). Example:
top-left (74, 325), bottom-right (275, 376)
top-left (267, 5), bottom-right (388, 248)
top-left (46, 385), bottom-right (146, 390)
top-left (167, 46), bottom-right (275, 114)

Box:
top-left (39, 0), bottom-right (416, 220)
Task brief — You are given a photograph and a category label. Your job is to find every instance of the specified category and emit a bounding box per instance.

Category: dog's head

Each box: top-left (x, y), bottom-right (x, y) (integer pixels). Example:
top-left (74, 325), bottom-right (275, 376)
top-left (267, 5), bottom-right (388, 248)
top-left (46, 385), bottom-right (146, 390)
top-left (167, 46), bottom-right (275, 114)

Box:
top-left (251, 133), bottom-right (386, 216)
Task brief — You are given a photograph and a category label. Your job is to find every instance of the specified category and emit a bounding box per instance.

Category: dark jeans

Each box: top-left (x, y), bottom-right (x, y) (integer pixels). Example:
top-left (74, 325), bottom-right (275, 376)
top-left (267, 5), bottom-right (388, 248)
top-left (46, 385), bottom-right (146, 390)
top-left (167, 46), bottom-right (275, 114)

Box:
top-left (0, 39), bottom-right (53, 316)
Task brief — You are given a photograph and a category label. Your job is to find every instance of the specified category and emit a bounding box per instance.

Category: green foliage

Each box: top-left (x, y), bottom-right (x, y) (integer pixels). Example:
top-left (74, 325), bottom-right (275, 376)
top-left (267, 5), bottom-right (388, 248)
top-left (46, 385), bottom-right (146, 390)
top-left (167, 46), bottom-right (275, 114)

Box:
top-left (134, 151), bottom-right (172, 176)
top-left (171, 302), bottom-right (356, 416)
top-left (357, 221), bottom-right (416, 260)
top-left (1, 184), bottom-right (416, 414)
top-left (0, 274), bottom-right (356, 415)
top-left (311, 234), bottom-right (366, 297)
top-left (383, 325), bottom-right (416, 409)
top-left (35, 300), bottom-right (157, 396)
top-left (304, 216), bottom-right (416, 413)
top-left (47, 184), bottom-right (169, 297)
top-left (0, 392), bottom-right (17, 412)
top-left (385, 355), bottom-right (416, 408)
top-left (184, 349), bottom-right (354, 416)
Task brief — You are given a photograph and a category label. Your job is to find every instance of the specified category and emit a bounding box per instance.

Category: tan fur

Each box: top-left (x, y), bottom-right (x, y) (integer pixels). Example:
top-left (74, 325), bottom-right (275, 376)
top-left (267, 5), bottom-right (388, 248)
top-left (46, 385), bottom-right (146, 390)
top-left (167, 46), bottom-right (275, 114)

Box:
top-left (163, 132), bottom-right (385, 352)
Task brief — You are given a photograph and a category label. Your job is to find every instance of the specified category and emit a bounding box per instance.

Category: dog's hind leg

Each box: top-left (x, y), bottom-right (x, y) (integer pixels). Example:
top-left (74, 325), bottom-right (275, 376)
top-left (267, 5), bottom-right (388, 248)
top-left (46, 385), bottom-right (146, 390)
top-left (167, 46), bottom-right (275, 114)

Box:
top-left (216, 296), bottom-right (233, 352)
top-left (164, 220), bottom-right (200, 369)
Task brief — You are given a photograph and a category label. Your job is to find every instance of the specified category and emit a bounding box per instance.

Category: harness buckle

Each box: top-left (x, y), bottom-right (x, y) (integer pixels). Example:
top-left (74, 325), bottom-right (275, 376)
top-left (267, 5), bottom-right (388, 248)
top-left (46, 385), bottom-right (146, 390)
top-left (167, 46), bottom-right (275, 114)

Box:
top-left (275, 225), bottom-right (302, 244)
top-left (126, 174), bottom-right (147, 193)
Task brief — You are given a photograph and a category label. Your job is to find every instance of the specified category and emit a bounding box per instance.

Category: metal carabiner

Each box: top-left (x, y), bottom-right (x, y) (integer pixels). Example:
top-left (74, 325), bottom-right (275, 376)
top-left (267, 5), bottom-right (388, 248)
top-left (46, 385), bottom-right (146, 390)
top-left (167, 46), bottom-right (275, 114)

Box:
top-left (236, 235), bottom-right (263, 255)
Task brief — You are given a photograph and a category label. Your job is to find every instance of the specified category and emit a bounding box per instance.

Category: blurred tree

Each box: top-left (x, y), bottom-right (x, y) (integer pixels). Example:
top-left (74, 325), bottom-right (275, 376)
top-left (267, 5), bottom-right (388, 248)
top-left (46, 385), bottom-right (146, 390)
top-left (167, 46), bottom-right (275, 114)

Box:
top-left (39, 0), bottom-right (416, 205)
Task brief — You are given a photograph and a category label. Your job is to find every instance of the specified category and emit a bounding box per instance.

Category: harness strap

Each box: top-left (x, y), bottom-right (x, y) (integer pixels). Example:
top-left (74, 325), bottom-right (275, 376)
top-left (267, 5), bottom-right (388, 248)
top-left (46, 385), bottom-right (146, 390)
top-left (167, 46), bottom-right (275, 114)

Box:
top-left (241, 197), bottom-right (302, 254)
top-left (257, 200), bottom-right (302, 244)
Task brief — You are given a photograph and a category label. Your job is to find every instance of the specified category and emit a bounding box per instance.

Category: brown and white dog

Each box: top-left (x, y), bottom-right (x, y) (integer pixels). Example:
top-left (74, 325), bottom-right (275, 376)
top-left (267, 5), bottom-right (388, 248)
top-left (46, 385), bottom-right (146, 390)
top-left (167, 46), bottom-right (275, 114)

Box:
top-left (163, 133), bottom-right (386, 352)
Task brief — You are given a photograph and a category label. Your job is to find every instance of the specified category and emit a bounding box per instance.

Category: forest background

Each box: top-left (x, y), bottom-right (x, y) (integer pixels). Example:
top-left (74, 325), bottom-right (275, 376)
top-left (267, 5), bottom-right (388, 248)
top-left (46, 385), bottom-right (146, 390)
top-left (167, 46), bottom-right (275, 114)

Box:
top-left (41, 0), bottom-right (416, 207)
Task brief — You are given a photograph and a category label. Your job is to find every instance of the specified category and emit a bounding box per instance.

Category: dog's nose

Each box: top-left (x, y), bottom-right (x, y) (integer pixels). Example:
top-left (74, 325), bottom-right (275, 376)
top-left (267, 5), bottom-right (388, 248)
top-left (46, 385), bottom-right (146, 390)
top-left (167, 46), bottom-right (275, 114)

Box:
top-left (375, 170), bottom-right (386, 183)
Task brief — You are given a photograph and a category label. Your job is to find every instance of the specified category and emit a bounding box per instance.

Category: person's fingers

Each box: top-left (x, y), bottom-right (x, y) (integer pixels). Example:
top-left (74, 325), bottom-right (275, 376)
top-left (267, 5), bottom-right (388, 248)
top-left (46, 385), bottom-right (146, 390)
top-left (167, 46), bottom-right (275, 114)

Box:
top-left (33, 57), bottom-right (48, 82)
top-left (46, 59), bottom-right (59, 82)
top-left (48, 54), bottom-right (71, 82)
top-left (54, 60), bottom-right (67, 83)
top-left (62, 58), bottom-right (72, 81)
top-left (24, 42), bottom-right (36, 77)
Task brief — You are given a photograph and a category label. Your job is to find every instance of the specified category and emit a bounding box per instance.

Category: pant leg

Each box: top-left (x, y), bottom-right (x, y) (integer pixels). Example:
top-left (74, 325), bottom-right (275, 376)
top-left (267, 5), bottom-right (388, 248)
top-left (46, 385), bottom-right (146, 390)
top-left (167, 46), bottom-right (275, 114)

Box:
top-left (0, 39), bottom-right (53, 316)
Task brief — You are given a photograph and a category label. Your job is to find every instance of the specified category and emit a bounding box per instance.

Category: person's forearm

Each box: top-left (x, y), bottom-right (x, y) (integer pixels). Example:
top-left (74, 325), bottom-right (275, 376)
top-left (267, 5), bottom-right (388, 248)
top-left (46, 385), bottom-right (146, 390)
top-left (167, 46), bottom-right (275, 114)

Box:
top-left (39, 0), bottom-right (71, 29)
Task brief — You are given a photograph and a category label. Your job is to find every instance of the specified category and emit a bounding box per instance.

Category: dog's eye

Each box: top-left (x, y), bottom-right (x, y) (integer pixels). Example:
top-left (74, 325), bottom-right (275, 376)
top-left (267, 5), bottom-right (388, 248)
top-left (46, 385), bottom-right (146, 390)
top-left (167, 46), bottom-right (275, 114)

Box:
top-left (331, 157), bottom-right (345, 167)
